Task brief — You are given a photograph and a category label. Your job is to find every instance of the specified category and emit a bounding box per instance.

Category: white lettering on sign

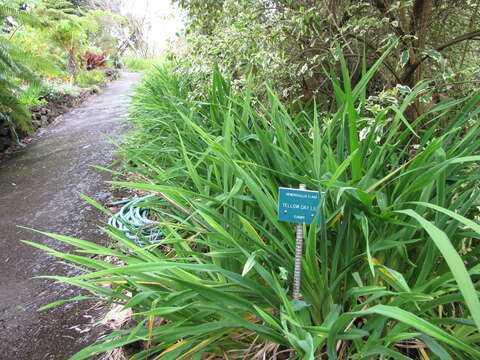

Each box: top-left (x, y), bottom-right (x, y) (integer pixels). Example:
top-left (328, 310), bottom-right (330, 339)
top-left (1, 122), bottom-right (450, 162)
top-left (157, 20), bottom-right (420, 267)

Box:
top-left (285, 192), bottom-right (319, 199)
top-left (282, 203), bottom-right (300, 209)
top-left (278, 187), bottom-right (323, 225)
top-left (282, 203), bottom-right (316, 211)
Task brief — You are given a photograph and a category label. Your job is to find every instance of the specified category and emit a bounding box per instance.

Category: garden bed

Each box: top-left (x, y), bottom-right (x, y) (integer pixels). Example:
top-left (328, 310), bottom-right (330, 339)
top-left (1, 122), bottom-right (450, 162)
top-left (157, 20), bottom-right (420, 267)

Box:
top-left (0, 69), bottom-right (120, 156)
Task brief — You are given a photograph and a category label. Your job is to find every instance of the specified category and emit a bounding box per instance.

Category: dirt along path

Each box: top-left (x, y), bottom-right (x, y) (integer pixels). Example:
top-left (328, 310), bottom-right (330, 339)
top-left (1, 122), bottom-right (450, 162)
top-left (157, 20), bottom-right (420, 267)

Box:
top-left (0, 72), bottom-right (141, 360)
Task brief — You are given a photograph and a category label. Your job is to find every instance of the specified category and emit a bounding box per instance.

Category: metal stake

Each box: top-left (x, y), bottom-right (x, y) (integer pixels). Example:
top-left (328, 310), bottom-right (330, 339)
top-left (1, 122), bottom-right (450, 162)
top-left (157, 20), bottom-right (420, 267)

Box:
top-left (293, 183), bottom-right (306, 300)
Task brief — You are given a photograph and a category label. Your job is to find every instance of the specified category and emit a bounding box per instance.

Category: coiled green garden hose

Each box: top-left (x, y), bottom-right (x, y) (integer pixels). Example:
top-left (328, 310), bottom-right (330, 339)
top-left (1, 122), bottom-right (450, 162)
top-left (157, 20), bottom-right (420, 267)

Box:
top-left (108, 195), bottom-right (164, 247)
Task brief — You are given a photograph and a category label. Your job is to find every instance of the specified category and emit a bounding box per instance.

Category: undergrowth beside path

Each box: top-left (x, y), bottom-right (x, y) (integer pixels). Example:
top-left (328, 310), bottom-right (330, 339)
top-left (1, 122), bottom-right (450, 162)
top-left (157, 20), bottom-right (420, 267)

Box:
top-left (29, 55), bottom-right (480, 359)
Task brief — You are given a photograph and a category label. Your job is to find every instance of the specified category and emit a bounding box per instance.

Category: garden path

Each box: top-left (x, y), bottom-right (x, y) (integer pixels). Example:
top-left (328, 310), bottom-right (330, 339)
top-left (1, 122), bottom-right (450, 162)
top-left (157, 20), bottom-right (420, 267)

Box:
top-left (0, 72), bottom-right (141, 360)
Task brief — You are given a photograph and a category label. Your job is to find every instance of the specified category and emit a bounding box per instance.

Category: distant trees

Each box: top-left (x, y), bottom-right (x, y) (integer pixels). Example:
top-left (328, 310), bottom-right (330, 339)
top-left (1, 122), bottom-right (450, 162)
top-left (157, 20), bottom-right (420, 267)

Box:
top-left (87, 0), bottom-right (121, 13)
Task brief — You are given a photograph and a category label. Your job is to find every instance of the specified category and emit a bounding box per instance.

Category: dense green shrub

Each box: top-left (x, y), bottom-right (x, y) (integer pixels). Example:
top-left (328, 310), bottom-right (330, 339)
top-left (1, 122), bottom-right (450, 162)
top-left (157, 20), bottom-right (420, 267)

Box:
top-left (172, 1), bottom-right (480, 110)
top-left (39, 79), bottom-right (81, 100)
top-left (19, 79), bottom-right (81, 107)
top-left (19, 83), bottom-right (46, 107)
top-left (76, 69), bottom-right (105, 88)
top-left (31, 55), bottom-right (480, 359)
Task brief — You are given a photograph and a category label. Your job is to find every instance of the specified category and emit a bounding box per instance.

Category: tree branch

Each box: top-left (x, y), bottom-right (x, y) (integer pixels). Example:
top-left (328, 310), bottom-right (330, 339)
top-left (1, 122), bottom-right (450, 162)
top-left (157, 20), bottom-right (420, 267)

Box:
top-left (436, 29), bottom-right (480, 52)
top-left (401, 29), bottom-right (480, 83)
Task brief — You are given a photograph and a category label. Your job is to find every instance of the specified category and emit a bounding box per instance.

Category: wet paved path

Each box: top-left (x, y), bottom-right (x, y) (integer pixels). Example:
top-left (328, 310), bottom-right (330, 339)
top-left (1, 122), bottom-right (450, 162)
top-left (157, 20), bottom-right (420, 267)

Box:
top-left (0, 72), bottom-right (141, 359)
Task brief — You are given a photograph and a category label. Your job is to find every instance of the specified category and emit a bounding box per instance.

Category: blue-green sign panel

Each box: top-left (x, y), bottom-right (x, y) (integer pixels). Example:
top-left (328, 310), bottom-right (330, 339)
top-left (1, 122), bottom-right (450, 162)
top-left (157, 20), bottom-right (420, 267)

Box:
top-left (278, 187), bottom-right (323, 225)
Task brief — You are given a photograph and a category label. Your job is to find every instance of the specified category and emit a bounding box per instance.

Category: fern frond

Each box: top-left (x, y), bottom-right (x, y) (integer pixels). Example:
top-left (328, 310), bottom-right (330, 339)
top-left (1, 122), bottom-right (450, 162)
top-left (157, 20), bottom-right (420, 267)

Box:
top-left (0, 4), bottom-right (41, 27)
top-left (0, 4), bottom-right (41, 137)
top-left (0, 83), bottom-right (32, 135)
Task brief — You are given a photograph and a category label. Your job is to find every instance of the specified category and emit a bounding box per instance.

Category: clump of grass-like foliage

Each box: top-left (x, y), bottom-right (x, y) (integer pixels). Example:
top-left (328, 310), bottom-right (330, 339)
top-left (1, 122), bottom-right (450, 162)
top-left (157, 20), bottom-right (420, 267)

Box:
top-left (123, 57), bottom-right (165, 72)
top-left (28, 49), bottom-right (480, 359)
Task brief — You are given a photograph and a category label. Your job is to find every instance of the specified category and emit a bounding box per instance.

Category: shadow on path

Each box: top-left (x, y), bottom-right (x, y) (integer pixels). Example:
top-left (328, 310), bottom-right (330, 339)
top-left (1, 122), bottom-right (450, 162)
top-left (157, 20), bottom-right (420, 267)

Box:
top-left (0, 72), bottom-right (141, 360)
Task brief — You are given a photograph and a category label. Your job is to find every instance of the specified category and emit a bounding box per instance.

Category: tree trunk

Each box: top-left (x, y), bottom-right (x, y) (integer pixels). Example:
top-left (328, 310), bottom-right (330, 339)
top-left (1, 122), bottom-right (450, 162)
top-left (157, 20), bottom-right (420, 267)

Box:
top-left (67, 50), bottom-right (77, 77)
top-left (401, 0), bottom-right (433, 120)
top-left (403, 0), bottom-right (433, 88)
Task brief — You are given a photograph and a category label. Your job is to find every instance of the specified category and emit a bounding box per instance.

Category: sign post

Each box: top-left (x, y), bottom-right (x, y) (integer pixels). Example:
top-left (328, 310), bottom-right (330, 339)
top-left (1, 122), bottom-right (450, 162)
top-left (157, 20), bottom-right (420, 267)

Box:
top-left (293, 184), bottom-right (306, 300)
top-left (278, 185), bottom-right (323, 299)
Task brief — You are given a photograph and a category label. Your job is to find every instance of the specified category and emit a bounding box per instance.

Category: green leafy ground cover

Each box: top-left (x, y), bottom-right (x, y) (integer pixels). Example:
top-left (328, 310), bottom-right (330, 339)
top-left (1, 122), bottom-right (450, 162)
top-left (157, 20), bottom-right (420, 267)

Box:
top-left (30, 51), bottom-right (480, 359)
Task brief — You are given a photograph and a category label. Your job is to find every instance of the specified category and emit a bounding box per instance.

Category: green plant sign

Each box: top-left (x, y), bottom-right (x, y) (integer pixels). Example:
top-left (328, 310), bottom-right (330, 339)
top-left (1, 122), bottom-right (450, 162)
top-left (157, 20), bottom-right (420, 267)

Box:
top-left (278, 187), bottom-right (323, 225)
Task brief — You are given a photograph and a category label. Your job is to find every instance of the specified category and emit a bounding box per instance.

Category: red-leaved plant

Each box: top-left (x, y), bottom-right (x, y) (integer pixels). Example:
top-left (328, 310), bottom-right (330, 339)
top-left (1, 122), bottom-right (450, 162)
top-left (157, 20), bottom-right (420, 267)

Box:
top-left (82, 51), bottom-right (107, 70)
